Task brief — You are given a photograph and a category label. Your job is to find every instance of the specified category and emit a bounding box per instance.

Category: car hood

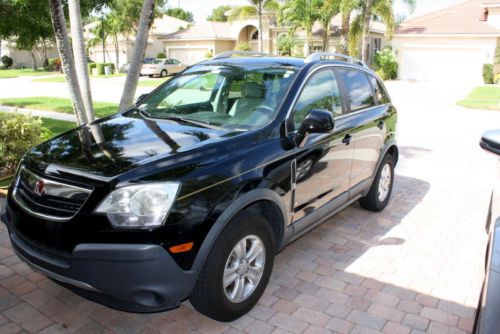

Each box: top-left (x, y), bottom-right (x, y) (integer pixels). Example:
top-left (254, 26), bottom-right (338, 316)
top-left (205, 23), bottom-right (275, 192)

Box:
top-left (23, 112), bottom-right (239, 179)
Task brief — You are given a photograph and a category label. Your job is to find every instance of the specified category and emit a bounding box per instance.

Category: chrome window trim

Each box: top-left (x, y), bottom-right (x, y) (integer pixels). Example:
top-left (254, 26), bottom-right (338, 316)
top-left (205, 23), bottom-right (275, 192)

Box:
top-left (12, 166), bottom-right (93, 222)
top-left (284, 63), bottom-right (383, 136)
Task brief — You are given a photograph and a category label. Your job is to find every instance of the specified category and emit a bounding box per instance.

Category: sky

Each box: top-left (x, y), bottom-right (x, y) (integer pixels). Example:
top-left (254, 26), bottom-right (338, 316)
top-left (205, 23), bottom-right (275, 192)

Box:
top-left (174, 0), bottom-right (467, 24)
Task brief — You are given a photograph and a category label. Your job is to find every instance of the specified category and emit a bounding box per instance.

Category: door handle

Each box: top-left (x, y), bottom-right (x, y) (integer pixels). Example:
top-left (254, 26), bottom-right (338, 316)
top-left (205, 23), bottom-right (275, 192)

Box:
top-left (342, 134), bottom-right (352, 145)
top-left (378, 120), bottom-right (385, 130)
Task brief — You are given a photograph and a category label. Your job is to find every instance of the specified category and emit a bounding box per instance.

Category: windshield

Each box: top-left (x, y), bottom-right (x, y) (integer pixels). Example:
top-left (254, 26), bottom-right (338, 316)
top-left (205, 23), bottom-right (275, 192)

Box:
top-left (137, 64), bottom-right (297, 130)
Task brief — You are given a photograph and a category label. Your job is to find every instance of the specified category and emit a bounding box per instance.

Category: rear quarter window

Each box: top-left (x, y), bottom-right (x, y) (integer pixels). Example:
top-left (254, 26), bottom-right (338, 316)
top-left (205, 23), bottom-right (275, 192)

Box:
top-left (338, 69), bottom-right (375, 112)
top-left (368, 75), bottom-right (390, 104)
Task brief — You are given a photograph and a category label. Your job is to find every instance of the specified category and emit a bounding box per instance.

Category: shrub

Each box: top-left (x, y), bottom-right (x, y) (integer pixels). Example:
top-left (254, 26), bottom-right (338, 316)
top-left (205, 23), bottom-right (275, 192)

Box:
top-left (234, 42), bottom-right (251, 51)
top-left (278, 34), bottom-right (295, 56)
top-left (48, 58), bottom-right (61, 71)
top-left (204, 50), bottom-right (213, 59)
top-left (0, 113), bottom-right (48, 176)
top-left (88, 62), bottom-right (97, 74)
top-left (1, 55), bottom-right (13, 69)
top-left (95, 63), bottom-right (115, 75)
top-left (483, 64), bottom-right (494, 84)
top-left (494, 73), bottom-right (500, 84)
top-left (374, 48), bottom-right (398, 80)
top-left (156, 52), bottom-right (166, 59)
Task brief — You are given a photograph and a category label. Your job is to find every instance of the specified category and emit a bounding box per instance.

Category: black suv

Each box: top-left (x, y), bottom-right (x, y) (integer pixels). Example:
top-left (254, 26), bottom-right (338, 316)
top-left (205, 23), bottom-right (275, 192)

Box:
top-left (1, 52), bottom-right (398, 321)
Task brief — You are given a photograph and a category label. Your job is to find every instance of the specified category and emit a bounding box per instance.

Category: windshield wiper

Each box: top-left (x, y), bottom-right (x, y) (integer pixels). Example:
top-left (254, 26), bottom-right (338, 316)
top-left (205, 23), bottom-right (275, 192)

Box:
top-left (139, 109), bottom-right (224, 130)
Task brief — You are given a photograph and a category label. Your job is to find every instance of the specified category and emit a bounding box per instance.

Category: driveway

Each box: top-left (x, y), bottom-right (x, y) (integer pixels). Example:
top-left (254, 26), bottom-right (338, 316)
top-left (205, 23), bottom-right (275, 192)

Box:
top-left (0, 81), bottom-right (499, 333)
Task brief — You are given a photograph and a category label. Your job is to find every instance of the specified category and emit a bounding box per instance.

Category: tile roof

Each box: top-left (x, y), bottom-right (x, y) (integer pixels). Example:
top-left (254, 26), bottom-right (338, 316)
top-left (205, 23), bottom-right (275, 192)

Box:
top-left (160, 22), bottom-right (235, 40)
top-left (396, 0), bottom-right (500, 35)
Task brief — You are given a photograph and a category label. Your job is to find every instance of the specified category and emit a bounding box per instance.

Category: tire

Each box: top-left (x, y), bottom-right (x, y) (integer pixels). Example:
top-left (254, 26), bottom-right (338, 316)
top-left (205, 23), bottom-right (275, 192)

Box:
top-left (190, 211), bottom-right (275, 321)
top-left (359, 153), bottom-right (395, 212)
top-left (148, 75), bottom-right (153, 78)
top-left (160, 70), bottom-right (167, 77)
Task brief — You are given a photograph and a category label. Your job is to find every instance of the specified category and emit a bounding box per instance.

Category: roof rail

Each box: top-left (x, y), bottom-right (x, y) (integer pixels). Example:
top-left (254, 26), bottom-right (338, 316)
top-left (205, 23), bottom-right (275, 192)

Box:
top-left (304, 52), bottom-right (367, 67)
top-left (212, 51), bottom-right (268, 59)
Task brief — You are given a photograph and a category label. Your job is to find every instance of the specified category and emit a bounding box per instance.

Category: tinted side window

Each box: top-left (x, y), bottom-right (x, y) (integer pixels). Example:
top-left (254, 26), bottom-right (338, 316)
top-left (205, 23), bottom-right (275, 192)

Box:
top-left (338, 69), bottom-right (375, 112)
top-left (293, 70), bottom-right (343, 127)
top-left (368, 75), bottom-right (390, 104)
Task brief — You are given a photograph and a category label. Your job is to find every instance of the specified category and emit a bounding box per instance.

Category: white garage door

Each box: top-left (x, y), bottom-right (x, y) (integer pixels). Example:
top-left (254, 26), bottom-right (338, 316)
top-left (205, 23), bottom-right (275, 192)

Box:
top-left (399, 47), bottom-right (484, 83)
top-left (168, 48), bottom-right (206, 65)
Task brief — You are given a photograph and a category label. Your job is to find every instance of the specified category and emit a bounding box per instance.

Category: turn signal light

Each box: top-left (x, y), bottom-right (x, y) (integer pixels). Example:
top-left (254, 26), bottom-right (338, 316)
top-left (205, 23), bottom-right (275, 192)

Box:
top-left (169, 242), bottom-right (194, 253)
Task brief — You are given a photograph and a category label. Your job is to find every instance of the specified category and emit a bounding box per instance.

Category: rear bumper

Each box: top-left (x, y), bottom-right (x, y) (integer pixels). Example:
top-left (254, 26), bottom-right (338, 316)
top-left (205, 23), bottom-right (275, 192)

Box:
top-left (140, 69), bottom-right (159, 75)
top-left (1, 203), bottom-right (196, 313)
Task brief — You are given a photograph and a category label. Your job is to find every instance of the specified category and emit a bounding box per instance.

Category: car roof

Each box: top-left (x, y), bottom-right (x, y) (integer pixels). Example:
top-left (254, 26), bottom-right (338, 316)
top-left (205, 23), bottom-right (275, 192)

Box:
top-left (199, 55), bottom-right (370, 72)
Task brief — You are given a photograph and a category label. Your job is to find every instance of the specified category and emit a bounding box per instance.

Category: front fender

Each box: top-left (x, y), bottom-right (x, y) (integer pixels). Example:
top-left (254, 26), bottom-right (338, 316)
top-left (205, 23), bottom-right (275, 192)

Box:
top-left (190, 188), bottom-right (288, 277)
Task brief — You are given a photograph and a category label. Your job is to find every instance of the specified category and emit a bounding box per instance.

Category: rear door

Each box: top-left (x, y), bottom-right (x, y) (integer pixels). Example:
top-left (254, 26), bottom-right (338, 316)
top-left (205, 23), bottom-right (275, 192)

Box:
top-left (336, 68), bottom-right (389, 191)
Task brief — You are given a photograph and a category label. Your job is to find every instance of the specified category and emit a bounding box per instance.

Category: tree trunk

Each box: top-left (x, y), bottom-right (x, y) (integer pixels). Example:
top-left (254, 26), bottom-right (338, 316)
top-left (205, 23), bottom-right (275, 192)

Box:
top-left (341, 12), bottom-right (350, 54)
top-left (118, 0), bottom-right (156, 111)
top-left (31, 46), bottom-right (37, 71)
top-left (361, 1), bottom-right (372, 63)
top-left (258, 4), bottom-right (263, 53)
top-left (113, 35), bottom-right (119, 72)
top-left (322, 21), bottom-right (330, 52)
top-left (48, 0), bottom-right (87, 125)
top-left (304, 29), bottom-right (312, 56)
top-left (69, 0), bottom-right (94, 123)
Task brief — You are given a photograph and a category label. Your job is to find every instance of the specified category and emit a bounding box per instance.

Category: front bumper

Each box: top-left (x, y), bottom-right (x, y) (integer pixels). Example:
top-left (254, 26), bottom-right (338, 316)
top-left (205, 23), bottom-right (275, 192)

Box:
top-left (1, 203), bottom-right (196, 313)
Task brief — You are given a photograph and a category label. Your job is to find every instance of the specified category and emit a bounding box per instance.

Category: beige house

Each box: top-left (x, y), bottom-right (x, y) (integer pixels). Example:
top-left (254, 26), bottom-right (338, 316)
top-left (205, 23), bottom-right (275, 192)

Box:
top-left (0, 40), bottom-right (58, 68)
top-left (393, 0), bottom-right (500, 83)
top-left (86, 15), bottom-right (190, 67)
top-left (160, 12), bottom-right (388, 65)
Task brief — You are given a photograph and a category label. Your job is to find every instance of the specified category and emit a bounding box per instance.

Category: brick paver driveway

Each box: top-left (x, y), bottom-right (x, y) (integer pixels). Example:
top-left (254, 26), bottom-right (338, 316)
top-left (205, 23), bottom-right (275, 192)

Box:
top-left (0, 81), bottom-right (499, 333)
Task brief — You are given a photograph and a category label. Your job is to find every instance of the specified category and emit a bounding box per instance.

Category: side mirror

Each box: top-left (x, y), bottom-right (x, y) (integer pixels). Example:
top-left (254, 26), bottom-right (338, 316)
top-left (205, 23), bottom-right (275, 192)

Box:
top-left (480, 129), bottom-right (500, 156)
top-left (136, 94), bottom-right (148, 104)
top-left (297, 109), bottom-right (335, 137)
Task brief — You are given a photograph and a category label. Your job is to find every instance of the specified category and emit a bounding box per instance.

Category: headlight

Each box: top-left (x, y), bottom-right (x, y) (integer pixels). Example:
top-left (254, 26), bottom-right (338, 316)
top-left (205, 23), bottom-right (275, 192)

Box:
top-left (95, 182), bottom-right (180, 228)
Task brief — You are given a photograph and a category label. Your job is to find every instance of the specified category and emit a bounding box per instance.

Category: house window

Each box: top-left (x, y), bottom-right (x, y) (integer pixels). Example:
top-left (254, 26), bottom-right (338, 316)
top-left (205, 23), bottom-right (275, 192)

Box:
top-left (312, 45), bottom-right (322, 52)
top-left (482, 8), bottom-right (489, 21)
top-left (251, 30), bottom-right (259, 40)
top-left (373, 38), bottom-right (382, 53)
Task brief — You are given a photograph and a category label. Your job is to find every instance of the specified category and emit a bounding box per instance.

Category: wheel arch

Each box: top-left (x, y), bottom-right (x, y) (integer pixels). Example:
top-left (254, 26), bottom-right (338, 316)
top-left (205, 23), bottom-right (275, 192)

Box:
top-left (190, 188), bottom-right (288, 277)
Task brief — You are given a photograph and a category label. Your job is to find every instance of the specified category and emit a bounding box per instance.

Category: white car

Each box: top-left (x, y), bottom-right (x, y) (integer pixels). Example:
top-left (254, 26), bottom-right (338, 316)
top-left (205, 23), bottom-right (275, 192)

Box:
top-left (140, 58), bottom-right (187, 77)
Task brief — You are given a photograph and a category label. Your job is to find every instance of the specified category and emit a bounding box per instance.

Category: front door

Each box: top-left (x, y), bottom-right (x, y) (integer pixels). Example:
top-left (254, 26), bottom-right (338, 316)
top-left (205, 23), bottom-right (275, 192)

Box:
top-left (291, 68), bottom-right (355, 221)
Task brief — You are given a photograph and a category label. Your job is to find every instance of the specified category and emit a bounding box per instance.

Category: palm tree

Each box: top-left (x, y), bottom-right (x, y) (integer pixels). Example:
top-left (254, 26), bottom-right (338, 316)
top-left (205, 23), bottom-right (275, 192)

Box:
top-left (339, 0), bottom-right (357, 55)
top-left (349, 0), bottom-right (415, 62)
top-left (279, 0), bottom-right (322, 56)
top-left (47, 0), bottom-right (87, 125)
top-left (319, 0), bottom-right (340, 52)
top-left (229, 0), bottom-right (279, 53)
top-left (118, 0), bottom-right (157, 111)
top-left (68, 0), bottom-right (94, 123)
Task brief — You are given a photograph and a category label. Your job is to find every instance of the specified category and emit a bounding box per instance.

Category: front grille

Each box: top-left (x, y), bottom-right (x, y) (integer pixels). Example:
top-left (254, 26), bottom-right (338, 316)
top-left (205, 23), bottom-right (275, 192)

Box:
top-left (12, 166), bottom-right (92, 222)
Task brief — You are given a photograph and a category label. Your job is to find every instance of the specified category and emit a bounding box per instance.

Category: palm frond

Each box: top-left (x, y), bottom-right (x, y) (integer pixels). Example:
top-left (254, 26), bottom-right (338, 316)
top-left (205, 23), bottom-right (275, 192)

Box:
top-left (373, 0), bottom-right (395, 38)
top-left (228, 5), bottom-right (258, 21)
top-left (348, 13), bottom-right (363, 57)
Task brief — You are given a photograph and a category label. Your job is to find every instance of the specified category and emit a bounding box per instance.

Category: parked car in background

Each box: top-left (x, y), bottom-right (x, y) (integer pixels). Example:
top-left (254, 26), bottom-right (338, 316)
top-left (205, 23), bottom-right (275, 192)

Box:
top-left (120, 58), bottom-right (158, 74)
top-left (140, 58), bottom-right (187, 77)
top-left (1, 52), bottom-right (398, 321)
top-left (475, 129), bottom-right (500, 334)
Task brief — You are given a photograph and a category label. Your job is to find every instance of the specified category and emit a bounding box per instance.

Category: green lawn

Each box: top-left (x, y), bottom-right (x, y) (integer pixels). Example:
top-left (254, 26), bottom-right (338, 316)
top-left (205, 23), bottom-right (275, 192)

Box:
top-left (32, 73), bottom-right (126, 83)
top-left (0, 68), bottom-right (55, 79)
top-left (0, 97), bottom-right (118, 117)
top-left (138, 78), bottom-right (169, 87)
top-left (457, 86), bottom-right (500, 110)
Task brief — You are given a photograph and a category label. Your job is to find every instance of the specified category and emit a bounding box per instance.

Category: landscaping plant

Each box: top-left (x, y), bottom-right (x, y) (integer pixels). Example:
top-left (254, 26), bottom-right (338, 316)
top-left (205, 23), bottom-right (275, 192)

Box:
top-left (374, 48), bottom-right (398, 80)
top-left (234, 42), bottom-right (252, 51)
top-left (156, 52), bottom-right (166, 59)
top-left (0, 113), bottom-right (50, 177)
top-left (483, 64), bottom-right (494, 84)
top-left (1, 55), bottom-right (13, 69)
